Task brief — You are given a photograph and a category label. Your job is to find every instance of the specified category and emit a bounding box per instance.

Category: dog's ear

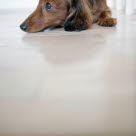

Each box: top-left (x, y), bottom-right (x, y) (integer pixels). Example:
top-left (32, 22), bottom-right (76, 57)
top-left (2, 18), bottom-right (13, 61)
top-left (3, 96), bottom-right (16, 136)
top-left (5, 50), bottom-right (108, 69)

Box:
top-left (64, 0), bottom-right (93, 31)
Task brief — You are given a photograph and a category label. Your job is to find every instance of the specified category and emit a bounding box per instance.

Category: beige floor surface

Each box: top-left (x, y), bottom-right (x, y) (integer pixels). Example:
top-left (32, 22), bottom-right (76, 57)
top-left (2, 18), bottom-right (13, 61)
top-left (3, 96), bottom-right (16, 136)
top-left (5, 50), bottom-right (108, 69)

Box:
top-left (0, 9), bottom-right (136, 136)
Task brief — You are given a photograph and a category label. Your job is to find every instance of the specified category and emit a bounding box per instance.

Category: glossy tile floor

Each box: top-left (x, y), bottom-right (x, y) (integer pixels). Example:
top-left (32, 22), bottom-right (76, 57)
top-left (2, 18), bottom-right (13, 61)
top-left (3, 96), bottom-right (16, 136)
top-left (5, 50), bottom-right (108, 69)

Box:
top-left (0, 9), bottom-right (136, 136)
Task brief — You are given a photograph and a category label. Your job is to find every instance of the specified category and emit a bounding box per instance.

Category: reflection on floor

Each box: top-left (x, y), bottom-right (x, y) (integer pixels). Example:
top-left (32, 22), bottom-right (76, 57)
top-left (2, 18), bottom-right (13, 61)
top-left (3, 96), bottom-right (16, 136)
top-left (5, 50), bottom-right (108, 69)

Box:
top-left (0, 9), bottom-right (136, 136)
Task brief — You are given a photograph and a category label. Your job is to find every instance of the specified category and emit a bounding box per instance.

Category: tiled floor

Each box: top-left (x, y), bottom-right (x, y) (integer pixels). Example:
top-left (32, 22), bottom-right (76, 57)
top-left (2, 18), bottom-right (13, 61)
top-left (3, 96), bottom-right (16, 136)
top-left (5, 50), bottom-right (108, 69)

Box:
top-left (0, 9), bottom-right (136, 136)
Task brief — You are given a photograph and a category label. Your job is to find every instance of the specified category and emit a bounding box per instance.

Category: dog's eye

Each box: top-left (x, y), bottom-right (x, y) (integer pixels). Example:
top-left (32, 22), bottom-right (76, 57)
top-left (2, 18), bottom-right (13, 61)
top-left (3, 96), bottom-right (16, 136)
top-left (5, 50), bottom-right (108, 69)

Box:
top-left (45, 2), bottom-right (53, 11)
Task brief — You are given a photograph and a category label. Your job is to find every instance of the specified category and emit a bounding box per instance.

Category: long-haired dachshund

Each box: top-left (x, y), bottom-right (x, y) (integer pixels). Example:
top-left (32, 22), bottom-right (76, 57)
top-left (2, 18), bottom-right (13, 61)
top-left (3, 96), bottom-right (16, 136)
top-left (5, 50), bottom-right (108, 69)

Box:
top-left (20, 0), bottom-right (117, 32)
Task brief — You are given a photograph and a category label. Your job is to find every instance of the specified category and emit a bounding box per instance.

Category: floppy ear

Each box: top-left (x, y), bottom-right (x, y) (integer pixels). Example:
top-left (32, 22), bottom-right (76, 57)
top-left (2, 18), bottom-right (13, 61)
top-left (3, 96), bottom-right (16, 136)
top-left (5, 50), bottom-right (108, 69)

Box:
top-left (64, 0), bottom-right (93, 31)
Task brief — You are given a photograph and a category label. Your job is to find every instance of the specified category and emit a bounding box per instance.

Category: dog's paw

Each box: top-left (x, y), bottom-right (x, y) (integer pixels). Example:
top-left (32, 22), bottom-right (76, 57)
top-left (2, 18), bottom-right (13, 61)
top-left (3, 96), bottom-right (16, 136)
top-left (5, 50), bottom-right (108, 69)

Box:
top-left (64, 19), bottom-right (88, 32)
top-left (98, 17), bottom-right (117, 27)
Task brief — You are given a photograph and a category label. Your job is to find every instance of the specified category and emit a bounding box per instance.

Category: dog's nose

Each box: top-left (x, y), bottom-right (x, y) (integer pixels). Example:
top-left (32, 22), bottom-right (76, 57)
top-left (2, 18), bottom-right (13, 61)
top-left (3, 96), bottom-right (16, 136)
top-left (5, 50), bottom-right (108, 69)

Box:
top-left (20, 23), bottom-right (28, 31)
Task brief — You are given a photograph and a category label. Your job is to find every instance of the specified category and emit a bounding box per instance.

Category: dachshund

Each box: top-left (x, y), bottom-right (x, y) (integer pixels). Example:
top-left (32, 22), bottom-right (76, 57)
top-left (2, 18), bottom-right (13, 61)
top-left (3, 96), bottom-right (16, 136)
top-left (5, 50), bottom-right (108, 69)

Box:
top-left (20, 0), bottom-right (117, 32)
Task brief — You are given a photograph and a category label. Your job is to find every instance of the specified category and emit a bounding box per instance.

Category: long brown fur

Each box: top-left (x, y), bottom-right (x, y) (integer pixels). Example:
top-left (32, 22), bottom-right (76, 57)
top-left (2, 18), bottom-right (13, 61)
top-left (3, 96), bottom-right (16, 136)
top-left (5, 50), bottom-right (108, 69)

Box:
top-left (20, 0), bottom-right (117, 32)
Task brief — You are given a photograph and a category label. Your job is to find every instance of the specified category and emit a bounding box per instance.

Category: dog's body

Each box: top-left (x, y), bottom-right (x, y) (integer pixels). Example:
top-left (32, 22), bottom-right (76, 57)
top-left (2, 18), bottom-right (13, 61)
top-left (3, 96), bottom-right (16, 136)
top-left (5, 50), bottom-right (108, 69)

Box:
top-left (20, 0), bottom-right (117, 33)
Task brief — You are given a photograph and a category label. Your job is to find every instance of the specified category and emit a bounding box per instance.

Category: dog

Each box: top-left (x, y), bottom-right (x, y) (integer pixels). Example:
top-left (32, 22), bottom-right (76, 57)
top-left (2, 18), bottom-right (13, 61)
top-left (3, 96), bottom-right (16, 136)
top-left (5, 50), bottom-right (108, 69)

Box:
top-left (20, 0), bottom-right (117, 33)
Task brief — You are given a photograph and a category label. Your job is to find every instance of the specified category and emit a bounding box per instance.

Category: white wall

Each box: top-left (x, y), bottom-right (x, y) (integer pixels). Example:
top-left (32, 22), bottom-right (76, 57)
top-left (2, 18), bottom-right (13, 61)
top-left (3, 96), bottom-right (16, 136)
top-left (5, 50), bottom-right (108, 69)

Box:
top-left (0, 0), bottom-right (38, 9)
top-left (108, 0), bottom-right (136, 14)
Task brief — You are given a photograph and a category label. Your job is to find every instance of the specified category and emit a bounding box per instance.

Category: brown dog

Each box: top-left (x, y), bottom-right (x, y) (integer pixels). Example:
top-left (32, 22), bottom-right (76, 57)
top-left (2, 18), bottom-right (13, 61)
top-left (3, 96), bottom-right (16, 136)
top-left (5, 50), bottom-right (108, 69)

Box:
top-left (20, 0), bottom-right (117, 32)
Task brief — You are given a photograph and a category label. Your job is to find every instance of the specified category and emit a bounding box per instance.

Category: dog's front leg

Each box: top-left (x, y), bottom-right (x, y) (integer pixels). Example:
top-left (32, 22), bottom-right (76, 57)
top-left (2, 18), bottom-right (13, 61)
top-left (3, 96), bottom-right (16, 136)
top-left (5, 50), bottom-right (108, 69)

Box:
top-left (98, 7), bottom-right (117, 27)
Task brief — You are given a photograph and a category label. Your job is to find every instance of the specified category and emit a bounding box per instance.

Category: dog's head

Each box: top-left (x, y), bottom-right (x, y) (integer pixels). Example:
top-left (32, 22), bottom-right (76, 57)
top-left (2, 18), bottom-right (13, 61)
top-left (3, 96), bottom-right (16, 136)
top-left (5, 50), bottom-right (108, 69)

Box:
top-left (20, 0), bottom-right (92, 32)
